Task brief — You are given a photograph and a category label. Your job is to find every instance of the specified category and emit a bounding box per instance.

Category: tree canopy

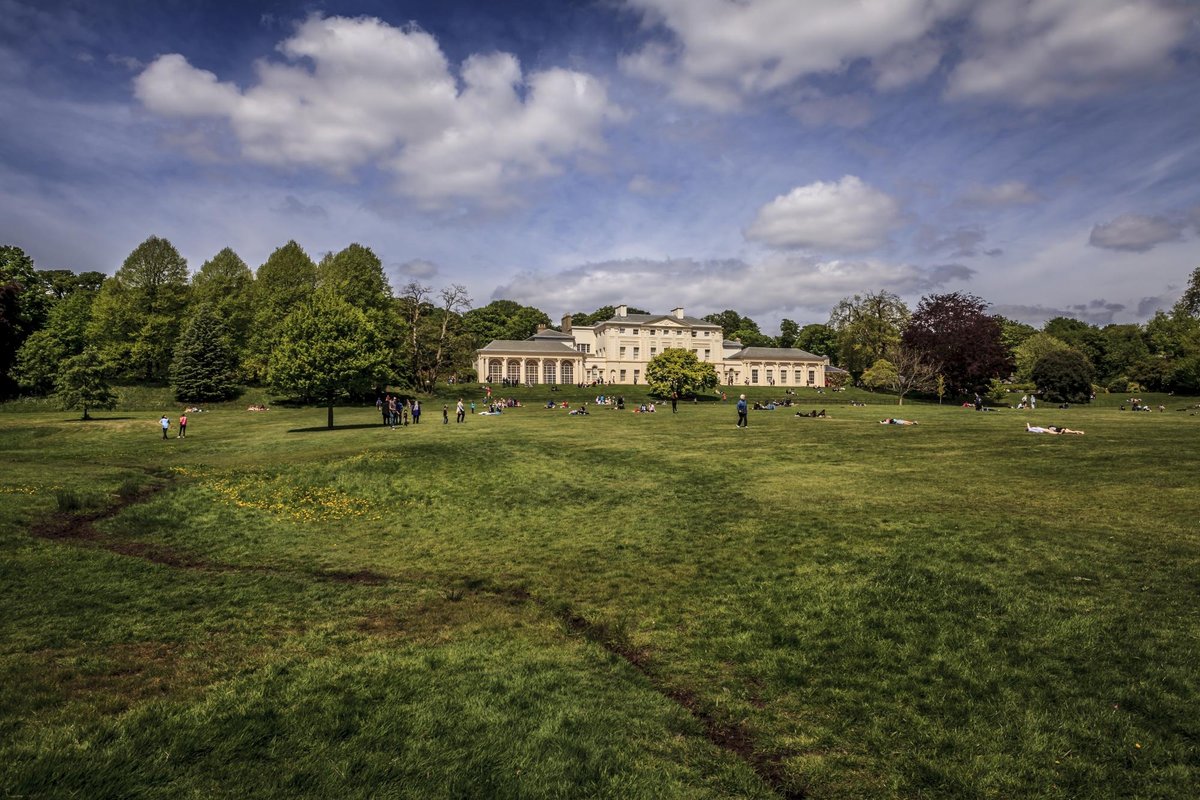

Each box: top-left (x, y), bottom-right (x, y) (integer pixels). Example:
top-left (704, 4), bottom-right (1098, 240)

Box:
top-left (828, 291), bottom-right (909, 379)
top-left (644, 347), bottom-right (718, 397)
top-left (56, 347), bottom-right (116, 420)
top-left (171, 305), bottom-right (239, 402)
top-left (1031, 349), bottom-right (1095, 404)
top-left (901, 292), bottom-right (1009, 395)
top-left (462, 299), bottom-right (551, 348)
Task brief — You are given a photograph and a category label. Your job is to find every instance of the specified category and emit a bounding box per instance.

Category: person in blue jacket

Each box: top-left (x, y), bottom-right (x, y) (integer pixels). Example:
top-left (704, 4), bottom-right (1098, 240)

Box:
top-left (736, 394), bottom-right (748, 428)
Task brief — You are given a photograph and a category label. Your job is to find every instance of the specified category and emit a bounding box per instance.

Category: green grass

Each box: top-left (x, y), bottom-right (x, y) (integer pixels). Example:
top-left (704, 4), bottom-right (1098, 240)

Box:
top-left (1, 391), bottom-right (1198, 798)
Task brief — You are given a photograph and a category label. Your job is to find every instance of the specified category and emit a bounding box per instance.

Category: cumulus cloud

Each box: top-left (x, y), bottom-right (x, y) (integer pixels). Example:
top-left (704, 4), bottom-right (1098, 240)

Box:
top-left (947, 0), bottom-right (1190, 105)
top-left (491, 254), bottom-right (972, 319)
top-left (1089, 213), bottom-right (1185, 252)
top-left (620, 0), bottom-right (959, 111)
top-left (959, 180), bottom-right (1041, 207)
top-left (135, 14), bottom-right (622, 206)
top-left (744, 176), bottom-right (901, 253)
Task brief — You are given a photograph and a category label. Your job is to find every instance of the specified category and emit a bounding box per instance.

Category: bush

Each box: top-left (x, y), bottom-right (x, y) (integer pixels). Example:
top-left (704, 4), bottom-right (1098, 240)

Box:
top-left (1032, 349), bottom-right (1095, 403)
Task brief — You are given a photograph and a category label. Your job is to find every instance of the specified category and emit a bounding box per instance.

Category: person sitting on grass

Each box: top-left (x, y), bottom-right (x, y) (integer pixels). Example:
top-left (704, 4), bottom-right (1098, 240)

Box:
top-left (880, 418), bottom-right (917, 425)
top-left (1026, 422), bottom-right (1085, 435)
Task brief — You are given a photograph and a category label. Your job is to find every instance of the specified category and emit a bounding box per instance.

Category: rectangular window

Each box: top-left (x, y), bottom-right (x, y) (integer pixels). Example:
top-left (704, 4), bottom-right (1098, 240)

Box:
top-left (633, 347), bottom-right (640, 359)
top-left (676, 330), bottom-right (683, 336)
top-left (808, 369), bottom-right (815, 385)
top-left (780, 369), bottom-right (788, 384)
top-left (620, 369), bottom-right (627, 381)
top-left (691, 330), bottom-right (697, 337)
top-left (766, 368), bottom-right (774, 385)
top-left (650, 347), bottom-right (657, 356)
top-left (752, 368), bottom-right (759, 383)
top-left (619, 346), bottom-right (626, 358)
top-left (619, 327), bottom-right (626, 334)
top-left (704, 349), bottom-right (710, 359)
top-left (648, 329), bottom-right (655, 336)
top-left (634, 369), bottom-right (640, 384)
top-left (577, 344), bottom-right (590, 353)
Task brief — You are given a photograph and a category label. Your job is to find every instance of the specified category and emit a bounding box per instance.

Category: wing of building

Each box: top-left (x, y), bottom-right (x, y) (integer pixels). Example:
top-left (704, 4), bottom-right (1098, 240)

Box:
top-left (474, 305), bottom-right (831, 387)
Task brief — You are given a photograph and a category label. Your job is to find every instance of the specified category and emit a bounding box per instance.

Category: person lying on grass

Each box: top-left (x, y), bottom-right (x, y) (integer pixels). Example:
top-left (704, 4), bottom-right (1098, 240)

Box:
top-left (880, 418), bottom-right (917, 425)
top-left (1026, 423), bottom-right (1085, 435)
top-left (795, 409), bottom-right (828, 418)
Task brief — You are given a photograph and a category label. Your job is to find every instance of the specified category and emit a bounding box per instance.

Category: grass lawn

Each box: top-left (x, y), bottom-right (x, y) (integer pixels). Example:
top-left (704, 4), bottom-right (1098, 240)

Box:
top-left (1, 386), bottom-right (1198, 798)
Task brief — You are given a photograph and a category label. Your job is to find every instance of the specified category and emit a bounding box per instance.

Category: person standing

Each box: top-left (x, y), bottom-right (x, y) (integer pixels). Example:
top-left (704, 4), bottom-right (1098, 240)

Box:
top-left (160, 415), bottom-right (170, 439)
top-left (412, 399), bottom-right (421, 424)
top-left (456, 398), bottom-right (465, 423)
top-left (178, 412), bottom-right (188, 438)
top-left (671, 391), bottom-right (678, 414)
top-left (736, 394), bottom-right (748, 428)
top-left (442, 404), bottom-right (449, 424)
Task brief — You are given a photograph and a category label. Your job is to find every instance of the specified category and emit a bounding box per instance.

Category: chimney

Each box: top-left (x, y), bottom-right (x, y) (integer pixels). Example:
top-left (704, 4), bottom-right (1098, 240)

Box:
top-left (616, 304), bottom-right (627, 317)
top-left (671, 306), bottom-right (685, 319)
top-left (561, 314), bottom-right (572, 333)
top-left (536, 323), bottom-right (546, 333)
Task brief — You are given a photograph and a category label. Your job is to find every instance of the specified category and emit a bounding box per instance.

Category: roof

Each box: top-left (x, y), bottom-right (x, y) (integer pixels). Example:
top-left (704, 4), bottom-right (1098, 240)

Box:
top-left (727, 347), bottom-right (827, 361)
top-left (476, 340), bottom-right (582, 356)
top-left (722, 340), bottom-right (743, 348)
top-left (599, 313), bottom-right (720, 328)
top-left (530, 329), bottom-right (573, 340)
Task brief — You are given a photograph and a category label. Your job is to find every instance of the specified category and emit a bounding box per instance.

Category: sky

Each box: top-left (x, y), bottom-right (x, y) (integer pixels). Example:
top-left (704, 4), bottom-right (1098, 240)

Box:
top-left (2, 0), bottom-right (1199, 334)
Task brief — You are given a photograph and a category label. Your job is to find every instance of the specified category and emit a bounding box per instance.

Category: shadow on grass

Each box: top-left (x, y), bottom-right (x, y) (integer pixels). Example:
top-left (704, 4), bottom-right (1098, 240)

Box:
top-left (287, 424), bottom-right (387, 433)
top-left (63, 417), bottom-right (137, 422)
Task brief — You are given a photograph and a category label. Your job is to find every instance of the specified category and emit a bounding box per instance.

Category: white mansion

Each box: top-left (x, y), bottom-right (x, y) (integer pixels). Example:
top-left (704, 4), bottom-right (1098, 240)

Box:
top-left (475, 305), bottom-right (831, 388)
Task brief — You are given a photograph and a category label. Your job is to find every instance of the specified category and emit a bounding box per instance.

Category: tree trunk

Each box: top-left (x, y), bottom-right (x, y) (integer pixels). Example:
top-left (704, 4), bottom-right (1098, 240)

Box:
top-left (82, 406), bottom-right (90, 420)
top-left (327, 403), bottom-right (334, 429)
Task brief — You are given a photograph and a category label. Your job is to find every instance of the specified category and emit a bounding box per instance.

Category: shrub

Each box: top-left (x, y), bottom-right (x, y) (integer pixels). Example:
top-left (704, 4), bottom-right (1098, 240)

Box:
top-left (1031, 349), bottom-right (1095, 403)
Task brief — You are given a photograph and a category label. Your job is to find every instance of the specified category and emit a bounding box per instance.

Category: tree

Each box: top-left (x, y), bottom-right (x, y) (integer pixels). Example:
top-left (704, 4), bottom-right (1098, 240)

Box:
top-left (828, 291), bottom-right (909, 380)
top-left (171, 305), bottom-right (239, 402)
top-left (316, 243), bottom-right (392, 314)
top-left (56, 347), bottom-right (117, 420)
top-left (645, 347), bottom-right (718, 398)
top-left (1043, 316), bottom-right (1105, 370)
top-left (397, 282), bottom-right (473, 392)
top-left (860, 345), bottom-right (939, 405)
top-left (87, 235), bottom-right (190, 382)
top-left (192, 248), bottom-right (255, 356)
top-left (37, 269), bottom-right (106, 299)
top-left (1173, 265), bottom-right (1200, 318)
top-left (1031, 349), bottom-right (1095, 404)
top-left (1014, 333), bottom-right (1071, 381)
top-left (777, 318), bottom-right (799, 349)
top-left (568, 306), bottom-right (648, 326)
top-left (247, 241), bottom-right (317, 381)
top-left (901, 292), bottom-right (1009, 396)
top-left (794, 323), bottom-right (838, 359)
top-left (462, 299), bottom-right (551, 348)
top-left (936, 374), bottom-right (946, 405)
top-left (703, 309), bottom-right (772, 345)
top-left (14, 290), bottom-right (96, 394)
top-left (1098, 324), bottom-right (1150, 383)
top-left (1, 245), bottom-right (51, 396)
top-left (267, 293), bottom-right (389, 428)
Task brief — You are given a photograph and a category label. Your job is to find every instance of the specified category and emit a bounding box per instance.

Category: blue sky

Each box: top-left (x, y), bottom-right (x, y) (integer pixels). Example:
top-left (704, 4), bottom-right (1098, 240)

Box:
top-left (2, 0), bottom-right (1198, 332)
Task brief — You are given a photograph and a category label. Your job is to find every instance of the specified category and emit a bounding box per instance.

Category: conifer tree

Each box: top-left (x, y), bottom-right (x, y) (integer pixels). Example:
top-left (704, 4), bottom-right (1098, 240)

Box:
top-left (171, 305), bottom-right (238, 402)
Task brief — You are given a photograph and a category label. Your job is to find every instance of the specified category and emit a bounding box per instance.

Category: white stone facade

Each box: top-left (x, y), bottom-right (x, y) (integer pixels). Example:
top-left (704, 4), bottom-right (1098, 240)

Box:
top-left (475, 305), bottom-right (830, 388)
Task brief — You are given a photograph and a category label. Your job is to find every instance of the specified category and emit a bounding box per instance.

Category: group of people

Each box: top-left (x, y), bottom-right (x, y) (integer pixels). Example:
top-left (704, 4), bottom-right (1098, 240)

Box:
top-left (378, 394), bottom-right (422, 428)
top-left (159, 413), bottom-right (188, 438)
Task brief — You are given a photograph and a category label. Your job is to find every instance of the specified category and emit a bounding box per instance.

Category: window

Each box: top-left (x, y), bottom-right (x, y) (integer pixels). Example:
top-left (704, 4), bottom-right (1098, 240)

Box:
top-left (752, 368), bottom-right (759, 383)
top-left (704, 349), bottom-right (710, 360)
top-left (544, 362), bottom-right (557, 384)
top-left (648, 329), bottom-right (655, 336)
top-left (508, 362), bottom-right (521, 383)
top-left (633, 347), bottom-right (640, 359)
top-left (577, 343), bottom-right (590, 354)
top-left (619, 327), bottom-right (626, 334)
top-left (808, 369), bottom-right (815, 385)
top-left (619, 346), bottom-right (626, 358)
top-left (766, 368), bottom-right (773, 383)
top-left (633, 369), bottom-right (640, 384)
top-left (561, 361), bottom-right (573, 384)
top-left (620, 369), bottom-right (627, 381)
top-left (676, 330), bottom-right (683, 336)
top-left (488, 360), bottom-right (503, 382)
top-left (691, 330), bottom-right (697, 337)
top-left (780, 369), bottom-right (788, 384)
top-left (526, 362), bottom-right (538, 384)
top-left (650, 347), bottom-right (657, 357)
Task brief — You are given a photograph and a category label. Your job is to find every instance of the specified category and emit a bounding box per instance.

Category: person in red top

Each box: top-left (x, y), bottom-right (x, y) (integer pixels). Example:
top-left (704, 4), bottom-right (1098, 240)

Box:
top-left (178, 413), bottom-right (188, 438)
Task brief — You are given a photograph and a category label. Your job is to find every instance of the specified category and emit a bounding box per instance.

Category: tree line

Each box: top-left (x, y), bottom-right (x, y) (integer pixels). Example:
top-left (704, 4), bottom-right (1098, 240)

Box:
top-left (3, 238), bottom-right (1199, 414)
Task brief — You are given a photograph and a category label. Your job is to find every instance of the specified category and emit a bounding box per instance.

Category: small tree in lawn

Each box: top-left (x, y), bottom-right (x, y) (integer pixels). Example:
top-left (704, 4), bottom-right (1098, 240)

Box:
top-left (171, 304), bottom-right (239, 402)
top-left (645, 347), bottom-right (718, 398)
top-left (56, 347), bottom-right (116, 420)
top-left (1031, 349), bottom-right (1094, 404)
top-left (862, 346), bottom-right (939, 405)
top-left (268, 293), bottom-right (389, 428)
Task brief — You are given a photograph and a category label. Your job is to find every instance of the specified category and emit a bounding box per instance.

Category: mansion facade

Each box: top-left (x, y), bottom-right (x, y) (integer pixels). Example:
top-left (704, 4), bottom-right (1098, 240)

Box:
top-left (474, 305), bottom-right (831, 388)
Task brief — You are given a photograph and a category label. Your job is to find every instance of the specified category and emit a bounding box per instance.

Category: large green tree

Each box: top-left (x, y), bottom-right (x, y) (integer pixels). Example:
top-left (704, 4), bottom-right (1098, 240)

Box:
top-left (702, 309), bottom-right (773, 346)
top-left (777, 318), bottom-right (799, 348)
top-left (267, 293), bottom-right (389, 428)
top-left (192, 248), bottom-right (255, 356)
top-left (567, 305), bottom-right (648, 326)
top-left (1031, 349), bottom-right (1095, 404)
top-left (462, 300), bottom-right (551, 348)
top-left (828, 291), bottom-right (909, 381)
top-left (1014, 333), bottom-right (1072, 381)
top-left (56, 347), bottom-right (117, 420)
top-left (1043, 317), bottom-right (1105, 370)
top-left (316, 243), bottom-right (392, 314)
top-left (171, 305), bottom-right (239, 402)
top-left (247, 241), bottom-right (317, 381)
top-left (1, 245), bottom-right (52, 396)
top-left (14, 290), bottom-right (96, 395)
top-left (644, 347), bottom-right (718, 398)
top-left (87, 236), bottom-right (190, 382)
top-left (396, 282), bottom-right (473, 392)
top-left (794, 323), bottom-right (838, 360)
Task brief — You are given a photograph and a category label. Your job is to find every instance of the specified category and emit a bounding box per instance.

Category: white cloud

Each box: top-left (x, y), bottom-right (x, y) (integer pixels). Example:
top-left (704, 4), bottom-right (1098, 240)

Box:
top-left (620, 0), bottom-right (962, 111)
top-left (1089, 213), bottom-right (1186, 252)
top-left (744, 176), bottom-right (901, 252)
top-left (135, 14), bottom-right (622, 206)
top-left (947, 0), bottom-right (1190, 105)
top-left (395, 259), bottom-right (439, 279)
top-left (959, 180), bottom-right (1041, 207)
top-left (492, 254), bottom-right (972, 320)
